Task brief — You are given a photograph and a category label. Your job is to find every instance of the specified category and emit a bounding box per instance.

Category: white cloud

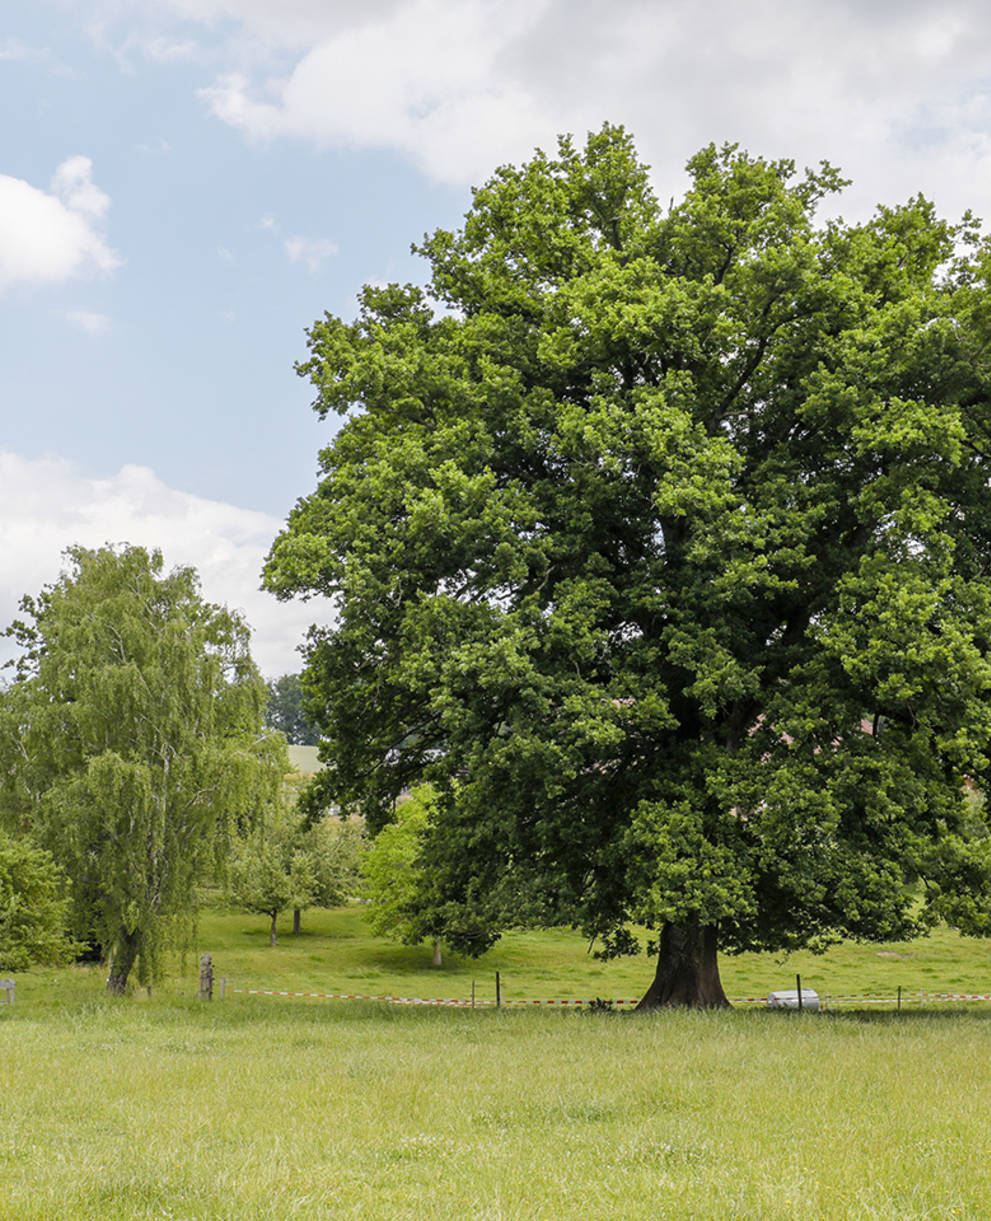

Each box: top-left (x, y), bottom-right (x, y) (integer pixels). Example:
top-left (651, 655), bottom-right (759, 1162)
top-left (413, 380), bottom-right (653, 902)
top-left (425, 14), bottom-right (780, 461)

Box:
top-left (0, 452), bottom-right (332, 678)
top-left (0, 38), bottom-right (73, 75)
top-left (64, 309), bottom-right (112, 335)
top-left (186, 0), bottom-right (991, 219)
top-left (161, 0), bottom-right (400, 48)
top-left (0, 158), bottom-right (119, 292)
top-left (284, 234), bottom-right (337, 271)
top-left (253, 213), bottom-right (337, 270)
top-left (198, 0), bottom-right (541, 183)
top-left (51, 155), bottom-right (111, 221)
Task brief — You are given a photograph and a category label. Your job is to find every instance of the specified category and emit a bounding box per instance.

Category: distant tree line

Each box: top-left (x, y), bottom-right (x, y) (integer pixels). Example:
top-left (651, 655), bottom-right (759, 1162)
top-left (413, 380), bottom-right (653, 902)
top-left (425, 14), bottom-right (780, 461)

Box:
top-left (264, 673), bottom-right (320, 745)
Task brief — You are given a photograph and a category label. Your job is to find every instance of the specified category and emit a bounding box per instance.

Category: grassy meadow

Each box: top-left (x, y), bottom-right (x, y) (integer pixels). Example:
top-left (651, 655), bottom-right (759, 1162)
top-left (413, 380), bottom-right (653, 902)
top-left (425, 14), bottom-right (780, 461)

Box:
top-left (3, 905), bottom-right (991, 1219)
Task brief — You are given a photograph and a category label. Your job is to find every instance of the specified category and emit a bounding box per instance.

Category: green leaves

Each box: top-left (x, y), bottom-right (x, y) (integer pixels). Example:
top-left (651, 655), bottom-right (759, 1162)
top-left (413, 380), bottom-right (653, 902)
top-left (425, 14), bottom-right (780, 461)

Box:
top-left (0, 830), bottom-right (78, 972)
top-left (267, 124), bottom-right (991, 979)
top-left (0, 545), bottom-right (284, 989)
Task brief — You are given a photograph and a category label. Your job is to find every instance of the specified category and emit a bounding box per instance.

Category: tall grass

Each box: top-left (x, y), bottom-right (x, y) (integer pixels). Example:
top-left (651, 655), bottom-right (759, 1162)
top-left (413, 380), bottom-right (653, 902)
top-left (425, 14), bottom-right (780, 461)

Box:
top-left (3, 908), bottom-right (991, 1218)
top-left (2, 998), bottom-right (990, 1219)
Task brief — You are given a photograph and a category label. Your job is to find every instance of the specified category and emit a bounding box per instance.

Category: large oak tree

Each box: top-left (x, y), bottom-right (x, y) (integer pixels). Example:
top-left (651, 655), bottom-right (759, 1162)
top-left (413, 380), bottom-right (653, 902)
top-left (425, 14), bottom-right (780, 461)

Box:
top-left (265, 127), bottom-right (991, 1007)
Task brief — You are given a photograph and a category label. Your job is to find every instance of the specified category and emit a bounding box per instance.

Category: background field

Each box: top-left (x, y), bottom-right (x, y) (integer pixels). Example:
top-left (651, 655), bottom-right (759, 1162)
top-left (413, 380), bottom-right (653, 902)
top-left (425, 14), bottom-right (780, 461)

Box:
top-left (3, 907), bottom-right (991, 1219)
top-left (11, 899), bottom-right (988, 1011)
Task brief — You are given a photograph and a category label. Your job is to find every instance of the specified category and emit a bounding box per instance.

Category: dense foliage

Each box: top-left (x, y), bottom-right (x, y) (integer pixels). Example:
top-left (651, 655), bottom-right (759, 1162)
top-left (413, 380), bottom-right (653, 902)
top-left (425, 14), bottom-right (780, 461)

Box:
top-left (0, 545), bottom-right (285, 992)
top-left (265, 126), bottom-right (991, 1006)
top-left (359, 785), bottom-right (468, 965)
top-left (0, 829), bottom-right (78, 971)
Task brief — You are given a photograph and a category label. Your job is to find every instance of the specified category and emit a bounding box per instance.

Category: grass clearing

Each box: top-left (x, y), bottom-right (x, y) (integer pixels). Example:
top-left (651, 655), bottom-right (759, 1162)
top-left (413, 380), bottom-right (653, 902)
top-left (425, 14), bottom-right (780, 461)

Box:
top-left (3, 1000), bottom-right (991, 1219)
top-left (3, 907), bottom-right (991, 1218)
top-left (144, 900), bottom-right (991, 1008)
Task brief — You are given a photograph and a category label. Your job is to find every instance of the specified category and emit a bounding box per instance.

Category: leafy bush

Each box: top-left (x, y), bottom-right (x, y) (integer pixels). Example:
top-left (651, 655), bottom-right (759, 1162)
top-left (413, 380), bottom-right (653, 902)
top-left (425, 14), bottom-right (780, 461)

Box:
top-left (0, 831), bottom-right (79, 971)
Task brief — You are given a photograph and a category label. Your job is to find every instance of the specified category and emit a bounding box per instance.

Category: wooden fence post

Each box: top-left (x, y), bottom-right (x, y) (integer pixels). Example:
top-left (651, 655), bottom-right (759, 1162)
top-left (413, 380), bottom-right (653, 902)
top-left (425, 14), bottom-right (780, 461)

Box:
top-left (198, 954), bottom-right (213, 1001)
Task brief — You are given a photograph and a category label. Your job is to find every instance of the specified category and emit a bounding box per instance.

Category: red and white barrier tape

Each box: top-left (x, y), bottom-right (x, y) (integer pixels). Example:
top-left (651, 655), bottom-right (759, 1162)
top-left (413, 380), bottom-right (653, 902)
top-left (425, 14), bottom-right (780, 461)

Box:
top-left (735, 991), bottom-right (991, 1006)
top-left (229, 986), bottom-right (991, 1008)
top-left (230, 988), bottom-right (649, 1006)
top-left (233, 988), bottom-right (476, 1006)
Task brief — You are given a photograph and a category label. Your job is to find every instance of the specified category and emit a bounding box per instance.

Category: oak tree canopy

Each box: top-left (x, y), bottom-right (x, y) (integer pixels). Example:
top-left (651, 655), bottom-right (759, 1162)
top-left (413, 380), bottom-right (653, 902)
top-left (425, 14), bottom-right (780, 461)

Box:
top-left (265, 126), bottom-right (991, 1007)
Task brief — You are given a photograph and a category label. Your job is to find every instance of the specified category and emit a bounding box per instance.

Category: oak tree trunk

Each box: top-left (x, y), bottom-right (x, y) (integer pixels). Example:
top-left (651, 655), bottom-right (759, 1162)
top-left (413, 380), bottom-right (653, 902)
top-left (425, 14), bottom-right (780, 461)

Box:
top-left (106, 928), bottom-right (142, 996)
top-left (635, 923), bottom-right (730, 1010)
top-left (269, 911), bottom-right (278, 946)
top-left (293, 908), bottom-right (301, 935)
top-left (432, 937), bottom-right (442, 967)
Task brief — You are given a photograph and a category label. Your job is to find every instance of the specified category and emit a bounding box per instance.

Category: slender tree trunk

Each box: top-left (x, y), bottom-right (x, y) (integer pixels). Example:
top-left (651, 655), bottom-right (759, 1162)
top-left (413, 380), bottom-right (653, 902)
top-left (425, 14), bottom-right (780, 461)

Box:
top-left (106, 928), bottom-right (142, 996)
top-left (432, 937), bottom-right (442, 967)
top-left (293, 908), bottom-right (301, 935)
top-left (269, 911), bottom-right (278, 946)
top-left (635, 923), bottom-right (730, 1010)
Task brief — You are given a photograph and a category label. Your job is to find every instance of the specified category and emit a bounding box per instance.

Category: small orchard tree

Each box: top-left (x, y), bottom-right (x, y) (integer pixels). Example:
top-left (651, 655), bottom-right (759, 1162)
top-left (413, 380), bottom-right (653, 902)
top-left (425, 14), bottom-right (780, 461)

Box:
top-left (227, 827), bottom-right (314, 946)
top-left (0, 830), bottom-right (79, 972)
top-left (0, 545), bottom-right (285, 993)
top-left (299, 816), bottom-right (364, 929)
top-left (227, 800), bottom-right (364, 942)
top-left (281, 772), bottom-right (365, 933)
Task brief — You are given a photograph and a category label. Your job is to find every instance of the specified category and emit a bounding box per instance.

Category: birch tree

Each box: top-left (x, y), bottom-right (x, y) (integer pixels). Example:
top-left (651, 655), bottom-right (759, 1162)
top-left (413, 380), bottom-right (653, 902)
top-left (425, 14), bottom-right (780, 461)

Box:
top-left (0, 545), bottom-right (284, 993)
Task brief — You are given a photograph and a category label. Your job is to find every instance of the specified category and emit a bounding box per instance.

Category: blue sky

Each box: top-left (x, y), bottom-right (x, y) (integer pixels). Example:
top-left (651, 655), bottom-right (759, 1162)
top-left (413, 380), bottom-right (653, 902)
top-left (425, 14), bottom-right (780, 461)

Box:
top-left (3, 0), bottom-right (991, 675)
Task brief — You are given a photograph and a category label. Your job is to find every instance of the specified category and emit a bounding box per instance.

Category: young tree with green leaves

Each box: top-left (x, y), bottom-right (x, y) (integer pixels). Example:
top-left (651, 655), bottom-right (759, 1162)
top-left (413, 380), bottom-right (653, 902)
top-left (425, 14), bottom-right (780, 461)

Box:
top-left (227, 802), bottom-right (364, 943)
top-left (303, 816), bottom-right (364, 912)
top-left (264, 126), bottom-right (991, 1007)
top-left (0, 830), bottom-right (79, 972)
top-left (360, 786), bottom-right (449, 965)
top-left (227, 827), bottom-right (314, 947)
top-left (0, 545), bottom-right (285, 993)
top-left (283, 770), bottom-right (365, 933)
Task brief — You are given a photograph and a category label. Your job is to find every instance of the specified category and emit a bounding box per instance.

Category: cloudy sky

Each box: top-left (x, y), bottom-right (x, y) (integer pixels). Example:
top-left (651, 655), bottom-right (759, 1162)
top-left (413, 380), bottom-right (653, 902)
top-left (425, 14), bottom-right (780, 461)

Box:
top-left (3, 0), bottom-right (991, 675)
